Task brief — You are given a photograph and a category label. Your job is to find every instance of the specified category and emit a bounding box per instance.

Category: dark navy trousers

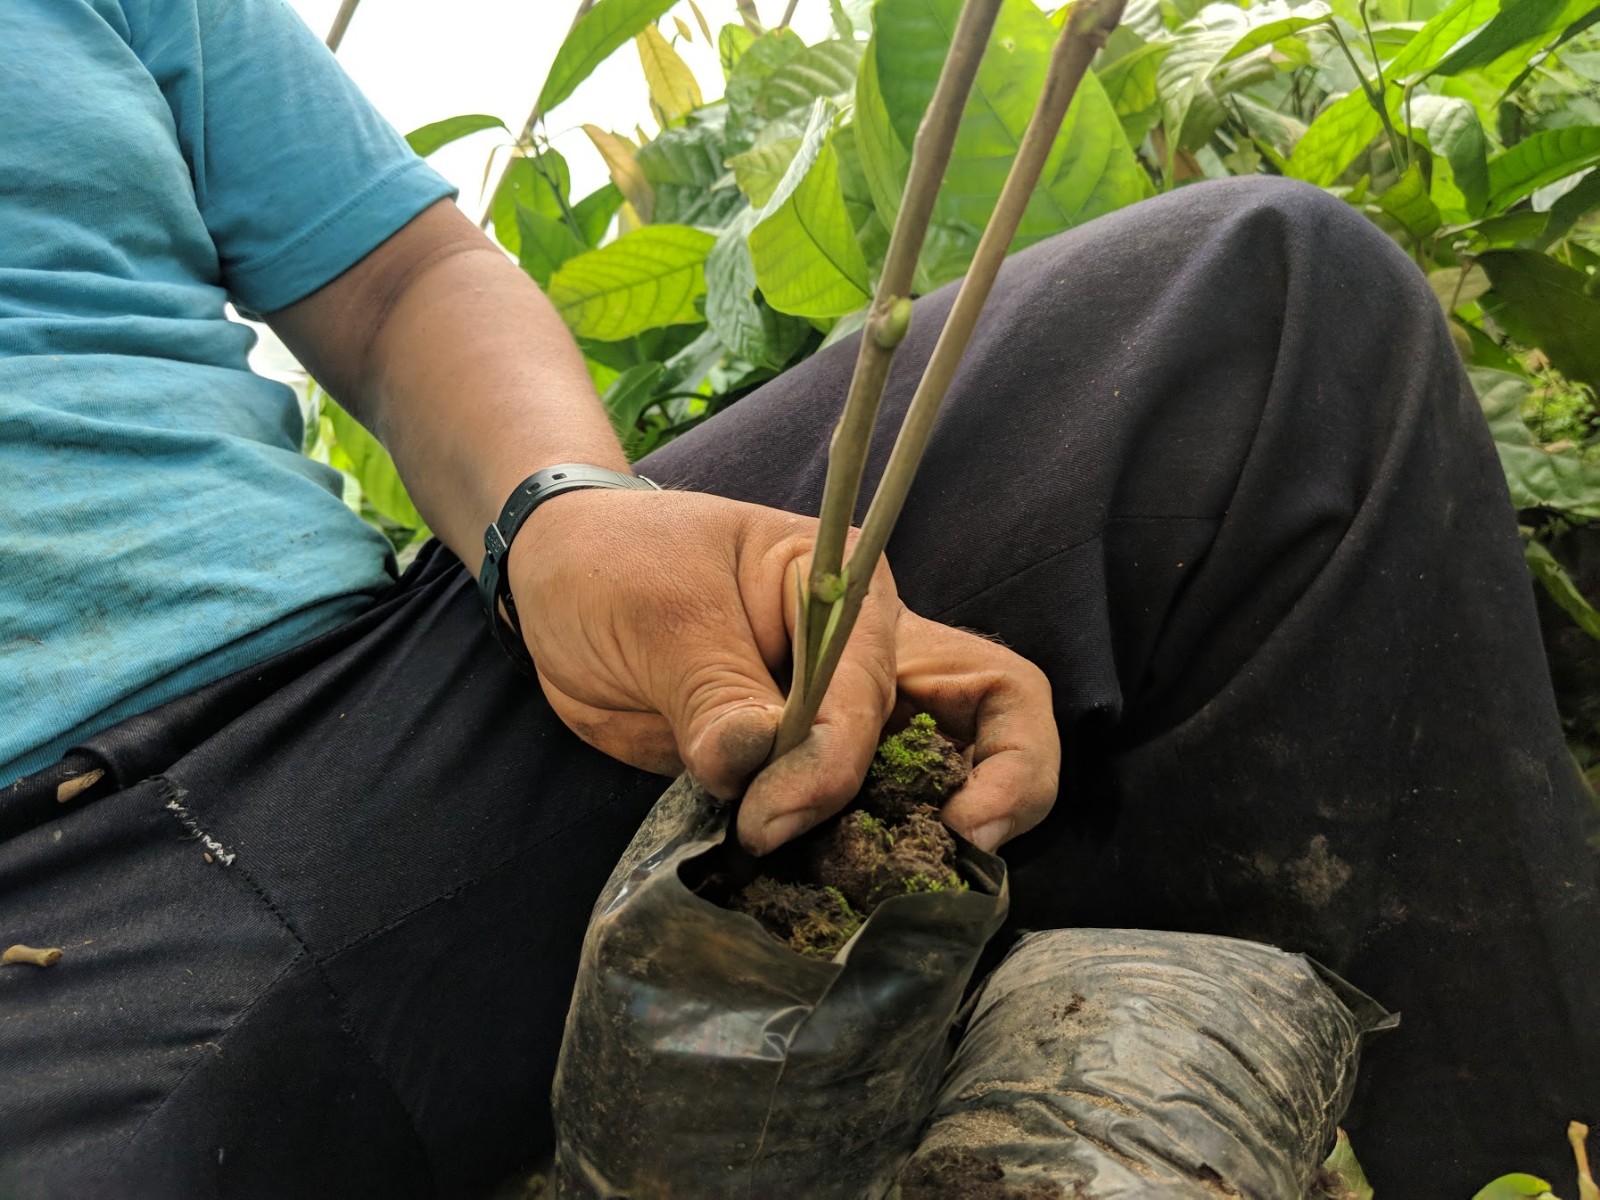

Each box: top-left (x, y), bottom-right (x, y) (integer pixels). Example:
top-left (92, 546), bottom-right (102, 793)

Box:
top-left (4, 178), bottom-right (1596, 1198)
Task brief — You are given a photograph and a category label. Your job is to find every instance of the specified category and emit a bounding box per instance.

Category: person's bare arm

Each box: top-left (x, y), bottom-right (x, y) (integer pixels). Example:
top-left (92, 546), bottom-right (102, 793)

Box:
top-left (267, 199), bottom-right (1059, 854)
top-left (268, 199), bottom-right (626, 565)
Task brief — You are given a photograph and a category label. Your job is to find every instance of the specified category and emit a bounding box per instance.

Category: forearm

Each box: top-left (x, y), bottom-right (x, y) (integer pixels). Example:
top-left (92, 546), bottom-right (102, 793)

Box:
top-left (268, 200), bottom-right (627, 571)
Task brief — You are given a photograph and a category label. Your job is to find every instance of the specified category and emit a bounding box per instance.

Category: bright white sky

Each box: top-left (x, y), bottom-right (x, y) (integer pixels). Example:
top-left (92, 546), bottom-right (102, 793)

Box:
top-left (285, 0), bottom-right (836, 220)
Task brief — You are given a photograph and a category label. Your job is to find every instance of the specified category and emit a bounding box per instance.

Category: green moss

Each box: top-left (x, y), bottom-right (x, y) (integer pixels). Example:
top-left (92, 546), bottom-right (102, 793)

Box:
top-left (901, 871), bottom-right (968, 895)
top-left (870, 712), bottom-right (947, 789)
top-left (792, 887), bottom-right (864, 958)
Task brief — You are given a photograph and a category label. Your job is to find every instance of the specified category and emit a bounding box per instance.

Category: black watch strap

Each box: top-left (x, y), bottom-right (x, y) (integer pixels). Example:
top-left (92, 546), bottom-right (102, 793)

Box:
top-left (478, 463), bottom-right (660, 673)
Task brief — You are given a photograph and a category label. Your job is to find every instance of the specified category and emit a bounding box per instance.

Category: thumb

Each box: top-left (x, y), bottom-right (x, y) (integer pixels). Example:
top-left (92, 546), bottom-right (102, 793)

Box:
top-left (671, 655), bottom-right (787, 800)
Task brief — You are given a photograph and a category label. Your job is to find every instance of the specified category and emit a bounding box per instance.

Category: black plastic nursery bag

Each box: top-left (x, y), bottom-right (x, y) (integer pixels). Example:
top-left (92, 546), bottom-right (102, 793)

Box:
top-left (897, 928), bottom-right (1396, 1200)
top-left (552, 774), bottom-right (1009, 1200)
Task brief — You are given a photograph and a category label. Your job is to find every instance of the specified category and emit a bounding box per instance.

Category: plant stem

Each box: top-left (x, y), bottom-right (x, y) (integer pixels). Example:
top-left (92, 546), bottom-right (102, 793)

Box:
top-left (1325, 18), bottom-right (1406, 173)
top-left (829, 0), bottom-right (1130, 733)
top-left (777, 0), bottom-right (1129, 757)
top-left (479, 0), bottom-right (599, 229)
top-left (780, 0), bottom-right (802, 27)
top-left (773, 0), bottom-right (1004, 757)
top-left (736, 0), bottom-right (766, 34)
top-left (324, 0), bottom-right (362, 51)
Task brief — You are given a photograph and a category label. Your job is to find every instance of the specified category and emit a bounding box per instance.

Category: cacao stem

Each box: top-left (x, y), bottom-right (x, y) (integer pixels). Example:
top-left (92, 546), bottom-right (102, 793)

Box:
top-left (777, 0), bottom-right (1128, 758)
top-left (775, 0), bottom-right (1004, 758)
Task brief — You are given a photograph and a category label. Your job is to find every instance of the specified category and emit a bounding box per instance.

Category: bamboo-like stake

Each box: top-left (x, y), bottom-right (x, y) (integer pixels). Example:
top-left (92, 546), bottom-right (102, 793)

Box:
top-left (325, 0), bottom-right (362, 51)
top-left (774, 0), bottom-right (1128, 757)
top-left (779, 0), bottom-right (1003, 755)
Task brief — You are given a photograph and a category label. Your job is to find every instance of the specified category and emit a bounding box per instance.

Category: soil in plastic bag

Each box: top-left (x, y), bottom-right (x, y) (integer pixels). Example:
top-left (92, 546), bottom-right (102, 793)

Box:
top-left (895, 929), bottom-right (1395, 1200)
top-left (552, 718), bottom-right (1009, 1200)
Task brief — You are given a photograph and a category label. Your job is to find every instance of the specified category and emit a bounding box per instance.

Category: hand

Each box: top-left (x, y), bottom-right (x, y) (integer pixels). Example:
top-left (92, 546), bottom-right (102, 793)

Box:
top-left (507, 487), bottom-right (1059, 855)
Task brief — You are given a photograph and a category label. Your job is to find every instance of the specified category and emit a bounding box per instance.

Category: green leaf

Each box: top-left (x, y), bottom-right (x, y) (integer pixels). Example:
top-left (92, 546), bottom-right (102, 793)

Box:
top-left (1481, 248), bottom-right (1600, 391)
top-left (636, 115), bottom-right (744, 225)
top-left (705, 210), bottom-right (811, 368)
top-left (1097, 40), bottom-right (1175, 145)
top-left (548, 224), bottom-right (716, 340)
top-left (1486, 126), bottom-right (1600, 213)
top-left (404, 113), bottom-right (506, 158)
top-left (1156, 2), bottom-right (1332, 164)
top-left (719, 23), bottom-right (756, 75)
top-left (830, 0), bottom-right (854, 38)
top-left (1475, 366), bottom-right (1600, 517)
top-left (853, 42), bottom-right (911, 233)
top-left (1389, 0), bottom-right (1499, 78)
top-left (726, 28), bottom-right (807, 116)
top-left (1378, 162), bottom-right (1444, 237)
top-left (601, 362), bottom-right (667, 444)
top-left (1470, 1173), bottom-right (1559, 1199)
top-left (1538, 166), bottom-right (1600, 247)
top-left (537, 0), bottom-right (679, 116)
top-left (571, 183), bottom-right (626, 247)
top-left (1320, 1130), bottom-right (1375, 1200)
top-left (322, 397), bottom-right (424, 530)
top-left (1527, 539), bottom-right (1600, 640)
top-left (1286, 88), bottom-right (1386, 185)
top-left (1428, 0), bottom-right (1590, 77)
top-left (1407, 94), bottom-right (1490, 218)
top-left (490, 152), bottom-right (571, 257)
top-left (515, 206), bottom-right (585, 288)
top-left (749, 104), bottom-right (873, 318)
top-left (870, 0), bottom-right (1149, 287)
top-left (727, 136), bottom-right (804, 207)
top-left (636, 23), bottom-right (703, 124)
top-left (755, 38), bottom-right (864, 121)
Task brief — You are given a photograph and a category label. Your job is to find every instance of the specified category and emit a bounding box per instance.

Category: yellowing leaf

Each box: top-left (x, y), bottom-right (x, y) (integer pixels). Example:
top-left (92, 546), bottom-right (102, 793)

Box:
top-left (582, 124), bottom-right (655, 223)
top-left (636, 24), bottom-right (702, 126)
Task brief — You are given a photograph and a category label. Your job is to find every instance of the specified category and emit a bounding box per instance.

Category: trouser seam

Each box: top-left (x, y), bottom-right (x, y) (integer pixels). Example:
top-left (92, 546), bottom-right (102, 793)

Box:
top-left (139, 775), bottom-right (440, 1193)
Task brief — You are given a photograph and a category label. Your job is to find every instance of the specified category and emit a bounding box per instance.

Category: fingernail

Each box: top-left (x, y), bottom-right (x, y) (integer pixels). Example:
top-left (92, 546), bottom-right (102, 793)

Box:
top-left (969, 819), bottom-right (1012, 852)
top-left (756, 810), bottom-right (815, 855)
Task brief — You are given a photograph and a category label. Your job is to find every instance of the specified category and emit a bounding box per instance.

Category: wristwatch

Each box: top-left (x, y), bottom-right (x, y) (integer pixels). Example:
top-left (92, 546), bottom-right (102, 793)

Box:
top-left (478, 463), bottom-right (660, 673)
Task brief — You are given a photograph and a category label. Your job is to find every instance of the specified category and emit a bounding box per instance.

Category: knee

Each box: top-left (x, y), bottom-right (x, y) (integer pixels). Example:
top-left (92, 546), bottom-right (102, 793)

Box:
top-left (1147, 176), bottom-right (1430, 308)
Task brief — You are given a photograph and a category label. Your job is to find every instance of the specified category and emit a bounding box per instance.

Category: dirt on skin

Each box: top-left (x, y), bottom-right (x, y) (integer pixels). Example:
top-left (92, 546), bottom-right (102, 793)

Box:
top-left (726, 714), bottom-right (971, 957)
top-left (897, 1148), bottom-right (1069, 1200)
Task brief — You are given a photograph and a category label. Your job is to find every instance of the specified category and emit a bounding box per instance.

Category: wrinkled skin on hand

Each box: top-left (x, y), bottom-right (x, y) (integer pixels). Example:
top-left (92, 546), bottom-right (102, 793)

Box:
top-left (507, 488), bottom-right (1060, 856)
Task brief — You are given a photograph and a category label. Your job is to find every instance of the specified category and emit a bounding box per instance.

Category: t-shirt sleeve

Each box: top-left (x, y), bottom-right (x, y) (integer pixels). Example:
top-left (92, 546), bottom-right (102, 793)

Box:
top-left (124, 0), bottom-right (458, 314)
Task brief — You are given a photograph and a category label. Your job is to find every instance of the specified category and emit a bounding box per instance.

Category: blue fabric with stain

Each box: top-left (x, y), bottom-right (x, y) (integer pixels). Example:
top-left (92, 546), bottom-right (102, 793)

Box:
top-left (0, 0), bottom-right (455, 785)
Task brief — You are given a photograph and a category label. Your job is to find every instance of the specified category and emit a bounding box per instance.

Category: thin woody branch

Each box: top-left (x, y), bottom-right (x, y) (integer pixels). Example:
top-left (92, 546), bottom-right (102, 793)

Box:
top-left (776, 0), bottom-right (1129, 758)
top-left (478, 0), bottom-right (600, 229)
top-left (775, 0), bottom-right (1004, 757)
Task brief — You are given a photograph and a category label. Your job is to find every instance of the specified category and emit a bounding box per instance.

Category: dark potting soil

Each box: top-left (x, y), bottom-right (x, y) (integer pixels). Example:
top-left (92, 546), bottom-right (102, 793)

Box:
top-left (726, 714), bottom-right (971, 956)
top-left (897, 1148), bottom-right (1068, 1200)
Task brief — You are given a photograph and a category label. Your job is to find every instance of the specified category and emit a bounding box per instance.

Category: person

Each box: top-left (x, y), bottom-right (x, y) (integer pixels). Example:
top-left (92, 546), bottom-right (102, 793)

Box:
top-left (1, 0), bottom-right (1595, 1196)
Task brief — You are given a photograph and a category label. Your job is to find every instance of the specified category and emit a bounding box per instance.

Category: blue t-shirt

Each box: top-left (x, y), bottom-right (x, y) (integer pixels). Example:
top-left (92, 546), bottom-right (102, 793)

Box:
top-left (0, 0), bottom-right (455, 785)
